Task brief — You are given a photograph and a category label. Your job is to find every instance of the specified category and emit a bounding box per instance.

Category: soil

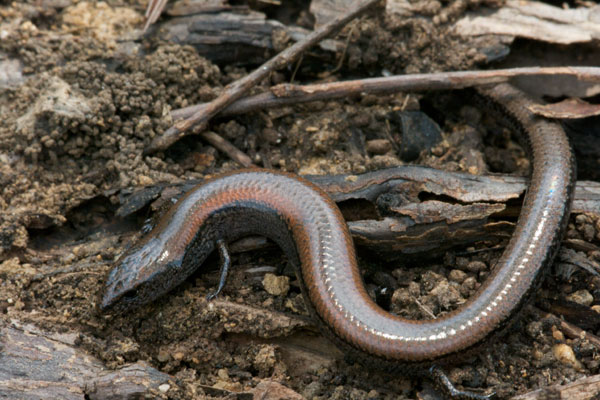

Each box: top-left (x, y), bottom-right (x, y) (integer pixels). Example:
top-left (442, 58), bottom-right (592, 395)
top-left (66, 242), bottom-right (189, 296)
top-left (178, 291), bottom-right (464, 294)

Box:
top-left (1, 1), bottom-right (599, 399)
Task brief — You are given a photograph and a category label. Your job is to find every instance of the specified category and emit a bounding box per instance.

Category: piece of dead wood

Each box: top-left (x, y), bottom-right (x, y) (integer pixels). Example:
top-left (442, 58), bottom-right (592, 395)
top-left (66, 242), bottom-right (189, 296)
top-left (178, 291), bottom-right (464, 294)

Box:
top-left (109, 166), bottom-right (600, 259)
top-left (0, 321), bottom-right (177, 400)
top-left (157, 8), bottom-right (343, 64)
top-left (537, 299), bottom-right (600, 333)
top-left (144, 0), bottom-right (169, 31)
top-left (557, 247), bottom-right (600, 277)
top-left (199, 130), bottom-right (255, 167)
top-left (454, 0), bottom-right (600, 46)
top-left (529, 98), bottom-right (600, 119)
top-left (164, 0), bottom-right (234, 17)
top-left (1, 315), bottom-right (311, 399)
top-left (171, 67), bottom-right (600, 121)
top-left (144, 0), bottom-right (382, 155)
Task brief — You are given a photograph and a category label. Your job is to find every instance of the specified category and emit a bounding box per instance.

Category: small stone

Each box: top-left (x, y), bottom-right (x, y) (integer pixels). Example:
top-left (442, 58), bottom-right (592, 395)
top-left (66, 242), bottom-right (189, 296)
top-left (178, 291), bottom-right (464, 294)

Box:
top-left (158, 384), bottom-right (170, 393)
top-left (217, 368), bottom-right (229, 381)
top-left (553, 344), bottom-right (583, 370)
top-left (460, 277), bottom-right (477, 296)
top-left (466, 261), bottom-right (487, 273)
top-left (552, 327), bottom-right (565, 341)
top-left (368, 154), bottom-right (403, 169)
top-left (395, 111), bottom-right (443, 161)
top-left (448, 269), bottom-right (467, 283)
top-left (173, 352), bottom-right (185, 361)
top-left (581, 224), bottom-right (595, 241)
top-left (253, 345), bottom-right (277, 375)
top-left (137, 175), bottom-right (153, 186)
top-left (566, 289), bottom-right (594, 306)
top-left (262, 273), bottom-right (290, 296)
top-left (592, 305), bottom-right (600, 313)
top-left (367, 389), bottom-right (380, 399)
top-left (156, 350), bottom-right (170, 363)
top-left (366, 139), bottom-right (392, 155)
top-left (532, 349), bottom-right (544, 361)
top-left (576, 214), bottom-right (592, 225)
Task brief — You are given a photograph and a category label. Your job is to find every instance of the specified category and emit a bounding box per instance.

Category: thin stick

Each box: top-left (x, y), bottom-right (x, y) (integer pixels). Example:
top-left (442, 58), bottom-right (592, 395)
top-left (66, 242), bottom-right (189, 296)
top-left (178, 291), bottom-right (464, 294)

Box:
top-left (143, 0), bottom-right (169, 31)
top-left (144, 0), bottom-right (382, 154)
top-left (171, 66), bottom-right (600, 120)
top-left (200, 131), bottom-right (255, 167)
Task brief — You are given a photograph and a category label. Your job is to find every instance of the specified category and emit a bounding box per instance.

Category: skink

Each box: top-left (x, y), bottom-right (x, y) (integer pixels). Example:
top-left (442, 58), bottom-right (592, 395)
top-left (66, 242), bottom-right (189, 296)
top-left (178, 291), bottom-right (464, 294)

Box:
top-left (102, 84), bottom-right (575, 395)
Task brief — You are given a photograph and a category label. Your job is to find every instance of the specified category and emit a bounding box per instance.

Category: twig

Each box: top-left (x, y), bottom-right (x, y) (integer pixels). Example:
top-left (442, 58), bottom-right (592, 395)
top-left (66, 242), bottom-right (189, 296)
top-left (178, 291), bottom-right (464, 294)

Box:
top-left (412, 297), bottom-right (437, 319)
top-left (171, 66), bottom-right (600, 121)
top-left (143, 0), bottom-right (168, 31)
top-left (200, 131), bottom-right (255, 167)
top-left (144, 0), bottom-right (382, 154)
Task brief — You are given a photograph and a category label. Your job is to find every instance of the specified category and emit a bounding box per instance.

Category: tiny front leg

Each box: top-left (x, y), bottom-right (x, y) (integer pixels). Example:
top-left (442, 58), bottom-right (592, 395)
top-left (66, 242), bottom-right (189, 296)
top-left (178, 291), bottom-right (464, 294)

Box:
top-left (206, 239), bottom-right (231, 301)
top-left (429, 366), bottom-right (495, 400)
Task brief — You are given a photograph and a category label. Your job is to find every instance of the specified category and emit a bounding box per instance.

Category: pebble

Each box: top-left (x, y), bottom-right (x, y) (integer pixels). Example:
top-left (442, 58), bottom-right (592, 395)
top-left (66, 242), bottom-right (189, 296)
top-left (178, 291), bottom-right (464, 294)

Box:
top-left (137, 174), bottom-right (153, 186)
top-left (552, 327), bottom-right (565, 341)
top-left (532, 349), bottom-right (544, 361)
top-left (367, 389), bottom-right (380, 399)
top-left (566, 289), bottom-right (594, 306)
top-left (466, 261), bottom-right (487, 273)
top-left (217, 368), bottom-right (229, 381)
top-left (552, 344), bottom-right (583, 370)
top-left (366, 139), bottom-right (392, 155)
top-left (253, 345), bottom-right (277, 375)
top-left (448, 269), bottom-right (467, 283)
top-left (460, 276), bottom-right (477, 294)
top-left (396, 111), bottom-right (443, 161)
top-left (156, 349), bottom-right (170, 363)
top-left (158, 384), bottom-right (170, 393)
top-left (262, 273), bottom-right (290, 296)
